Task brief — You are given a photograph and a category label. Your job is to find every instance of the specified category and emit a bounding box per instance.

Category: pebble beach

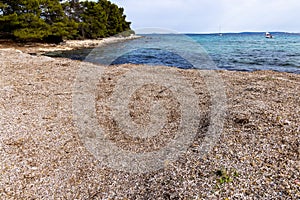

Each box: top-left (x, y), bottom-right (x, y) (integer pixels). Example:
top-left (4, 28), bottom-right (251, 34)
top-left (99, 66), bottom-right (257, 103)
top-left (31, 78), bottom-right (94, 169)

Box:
top-left (0, 41), bottom-right (299, 199)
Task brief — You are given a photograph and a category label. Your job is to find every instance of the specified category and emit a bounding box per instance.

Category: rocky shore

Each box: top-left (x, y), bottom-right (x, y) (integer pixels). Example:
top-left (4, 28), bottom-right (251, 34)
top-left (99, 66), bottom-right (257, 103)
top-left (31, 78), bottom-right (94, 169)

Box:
top-left (0, 35), bottom-right (141, 55)
top-left (0, 48), bottom-right (299, 199)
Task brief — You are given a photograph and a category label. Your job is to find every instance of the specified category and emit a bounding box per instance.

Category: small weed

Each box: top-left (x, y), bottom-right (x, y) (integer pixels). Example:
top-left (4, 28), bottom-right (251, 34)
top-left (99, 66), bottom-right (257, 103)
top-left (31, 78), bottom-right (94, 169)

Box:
top-left (219, 176), bottom-right (232, 184)
top-left (215, 168), bottom-right (238, 186)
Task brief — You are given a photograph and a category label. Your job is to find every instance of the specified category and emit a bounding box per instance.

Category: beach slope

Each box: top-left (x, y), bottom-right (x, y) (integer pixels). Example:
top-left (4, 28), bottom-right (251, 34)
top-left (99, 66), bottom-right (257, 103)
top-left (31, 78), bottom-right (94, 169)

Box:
top-left (0, 49), bottom-right (299, 199)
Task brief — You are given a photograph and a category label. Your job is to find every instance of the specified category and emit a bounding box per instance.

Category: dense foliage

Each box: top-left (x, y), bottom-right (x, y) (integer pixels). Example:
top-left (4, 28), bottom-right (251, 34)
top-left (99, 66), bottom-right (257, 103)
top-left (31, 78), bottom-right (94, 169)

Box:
top-left (0, 0), bottom-right (133, 43)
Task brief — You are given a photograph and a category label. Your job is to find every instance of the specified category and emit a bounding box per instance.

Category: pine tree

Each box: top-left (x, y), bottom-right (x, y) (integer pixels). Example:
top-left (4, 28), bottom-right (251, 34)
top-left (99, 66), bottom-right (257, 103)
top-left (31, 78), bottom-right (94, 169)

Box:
top-left (78, 1), bottom-right (108, 39)
top-left (0, 0), bottom-right (49, 41)
top-left (0, 0), bottom-right (133, 42)
top-left (40, 0), bottom-right (78, 42)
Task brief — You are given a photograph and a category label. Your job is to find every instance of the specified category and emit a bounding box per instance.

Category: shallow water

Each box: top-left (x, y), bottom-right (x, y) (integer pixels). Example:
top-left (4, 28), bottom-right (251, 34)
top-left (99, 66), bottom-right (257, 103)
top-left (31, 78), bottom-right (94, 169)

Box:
top-left (192, 32), bottom-right (300, 73)
top-left (49, 32), bottom-right (300, 73)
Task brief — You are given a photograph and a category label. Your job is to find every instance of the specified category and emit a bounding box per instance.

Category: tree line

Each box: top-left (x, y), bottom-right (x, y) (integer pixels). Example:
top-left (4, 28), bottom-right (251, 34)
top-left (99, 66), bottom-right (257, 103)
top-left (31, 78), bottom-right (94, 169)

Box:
top-left (0, 0), bottom-right (133, 43)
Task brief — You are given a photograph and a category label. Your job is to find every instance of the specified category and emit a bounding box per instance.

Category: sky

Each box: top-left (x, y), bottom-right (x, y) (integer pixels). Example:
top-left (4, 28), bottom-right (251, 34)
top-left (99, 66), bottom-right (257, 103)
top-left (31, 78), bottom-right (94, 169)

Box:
top-left (109, 0), bottom-right (300, 33)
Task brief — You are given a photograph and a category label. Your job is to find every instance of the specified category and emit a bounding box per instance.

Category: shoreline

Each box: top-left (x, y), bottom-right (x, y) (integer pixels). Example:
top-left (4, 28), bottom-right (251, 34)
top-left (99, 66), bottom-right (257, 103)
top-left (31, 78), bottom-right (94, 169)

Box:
top-left (1, 35), bottom-right (299, 75)
top-left (0, 34), bottom-right (142, 55)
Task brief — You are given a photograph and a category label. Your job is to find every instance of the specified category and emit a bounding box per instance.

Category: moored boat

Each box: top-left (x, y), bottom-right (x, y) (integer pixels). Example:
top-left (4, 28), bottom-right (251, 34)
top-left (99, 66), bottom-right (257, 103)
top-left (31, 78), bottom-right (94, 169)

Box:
top-left (265, 32), bottom-right (273, 38)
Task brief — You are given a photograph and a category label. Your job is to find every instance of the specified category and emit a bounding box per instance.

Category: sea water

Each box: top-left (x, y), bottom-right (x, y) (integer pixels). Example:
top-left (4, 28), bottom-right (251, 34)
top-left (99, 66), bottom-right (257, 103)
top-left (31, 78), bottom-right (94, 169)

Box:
top-left (55, 32), bottom-right (300, 73)
top-left (190, 32), bottom-right (300, 73)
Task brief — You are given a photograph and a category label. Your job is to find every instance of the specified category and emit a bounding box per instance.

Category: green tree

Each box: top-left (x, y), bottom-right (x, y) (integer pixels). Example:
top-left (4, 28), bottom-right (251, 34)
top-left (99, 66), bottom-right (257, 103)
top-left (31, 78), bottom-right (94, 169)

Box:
top-left (0, 0), bottom-right (133, 42)
top-left (40, 0), bottom-right (78, 41)
top-left (0, 0), bottom-right (49, 41)
top-left (78, 1), bottom-right (108, 39)
top-left (62, 0), bottom-right (82, 23)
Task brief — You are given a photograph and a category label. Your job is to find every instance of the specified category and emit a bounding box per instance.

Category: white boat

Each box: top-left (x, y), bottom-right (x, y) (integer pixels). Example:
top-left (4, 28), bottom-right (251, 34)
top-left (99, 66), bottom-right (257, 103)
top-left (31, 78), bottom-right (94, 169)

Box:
top-left (265, 32), bottom-right (273, 38)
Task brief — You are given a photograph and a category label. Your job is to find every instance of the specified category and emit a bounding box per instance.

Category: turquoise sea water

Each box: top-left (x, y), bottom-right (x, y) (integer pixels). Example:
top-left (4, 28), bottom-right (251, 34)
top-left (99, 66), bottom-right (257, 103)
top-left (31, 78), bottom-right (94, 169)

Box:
top-left (54, 32), bottom-right (300, 73)
top-left (191, 32), bottom-right (300, 73)
top-left (110, 33), bottom-right (300, 74)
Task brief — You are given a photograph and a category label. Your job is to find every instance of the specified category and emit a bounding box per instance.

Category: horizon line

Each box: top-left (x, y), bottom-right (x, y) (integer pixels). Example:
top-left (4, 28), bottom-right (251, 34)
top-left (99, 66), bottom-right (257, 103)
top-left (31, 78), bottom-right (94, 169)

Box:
top-left (135, 31), bottom-right (300, 35)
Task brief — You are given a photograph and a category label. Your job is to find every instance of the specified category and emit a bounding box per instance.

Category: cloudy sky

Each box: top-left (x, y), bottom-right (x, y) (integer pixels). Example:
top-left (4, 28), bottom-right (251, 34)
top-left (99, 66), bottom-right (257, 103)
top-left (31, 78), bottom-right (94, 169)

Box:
top-left (109, 0), bottom-right (300, 33)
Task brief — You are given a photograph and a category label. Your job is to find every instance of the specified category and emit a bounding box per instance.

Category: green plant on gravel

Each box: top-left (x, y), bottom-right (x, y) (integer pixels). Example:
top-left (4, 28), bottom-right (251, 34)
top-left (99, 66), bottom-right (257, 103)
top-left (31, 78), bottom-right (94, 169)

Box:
top-left (219, 175), bottom-right (232, 184)
top-left (215, 168), bottom-right (239, 186)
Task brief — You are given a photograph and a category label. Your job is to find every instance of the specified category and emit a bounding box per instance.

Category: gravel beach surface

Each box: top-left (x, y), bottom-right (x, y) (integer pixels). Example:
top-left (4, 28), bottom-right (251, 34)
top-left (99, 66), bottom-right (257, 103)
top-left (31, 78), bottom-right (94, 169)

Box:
top-left (0, 49), bottom-right (299, 199)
